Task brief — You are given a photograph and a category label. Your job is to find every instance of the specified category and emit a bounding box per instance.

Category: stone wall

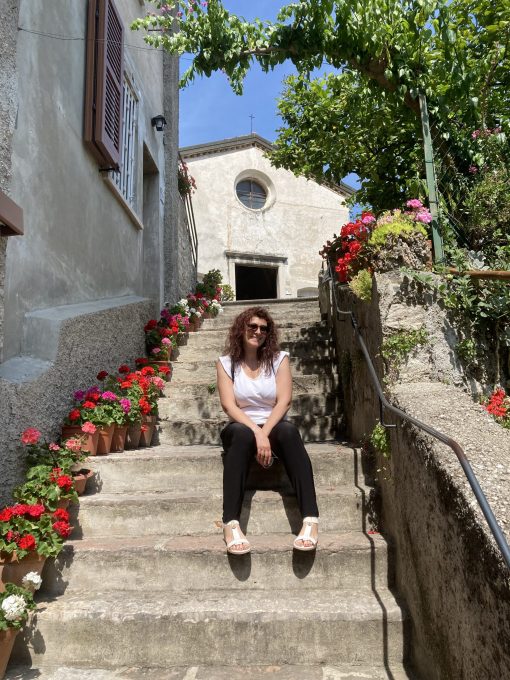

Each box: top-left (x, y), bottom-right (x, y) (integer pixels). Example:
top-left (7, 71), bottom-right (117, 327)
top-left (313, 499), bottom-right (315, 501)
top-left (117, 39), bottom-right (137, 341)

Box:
top-left (0, 0), bottom-right (20, 360)
top-left (162, 50), bottom-right (196, 304)
top-left (0, 296), bottom-right (155, 506)
top-left (320, 271), bottom-right (510, 680)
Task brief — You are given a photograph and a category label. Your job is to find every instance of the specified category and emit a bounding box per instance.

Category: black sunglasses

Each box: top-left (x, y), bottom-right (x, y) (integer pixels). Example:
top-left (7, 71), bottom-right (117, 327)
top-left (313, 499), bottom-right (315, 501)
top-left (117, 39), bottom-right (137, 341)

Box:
top-left (246, 322), bottom-right (268, 334)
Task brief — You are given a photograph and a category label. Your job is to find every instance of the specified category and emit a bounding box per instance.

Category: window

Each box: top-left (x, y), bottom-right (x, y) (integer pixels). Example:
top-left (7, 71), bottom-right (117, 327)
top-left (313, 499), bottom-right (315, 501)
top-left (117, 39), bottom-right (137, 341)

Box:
top-left (111, 78), bottom-right (138, 208)
top-left (84, 0), bottom-right (124, 169)
top-left (236, 179), bottom-right (267, 210)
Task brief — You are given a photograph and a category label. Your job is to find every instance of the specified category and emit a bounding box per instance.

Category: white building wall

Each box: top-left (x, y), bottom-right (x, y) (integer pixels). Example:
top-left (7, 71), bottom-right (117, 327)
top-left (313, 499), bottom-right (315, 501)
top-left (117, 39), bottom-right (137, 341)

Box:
top-left (186, 145), bottom-right (349, 298)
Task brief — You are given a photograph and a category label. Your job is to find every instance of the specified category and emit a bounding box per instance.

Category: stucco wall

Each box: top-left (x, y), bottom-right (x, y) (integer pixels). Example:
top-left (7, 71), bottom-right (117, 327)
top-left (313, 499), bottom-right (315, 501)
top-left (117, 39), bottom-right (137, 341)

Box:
top-left (185, 145), bottom-right (349, 298)
top-left (4, 0), bottom-right (167, 360)
top-left (163, 49), bottom-right (196, 303)
top-left (0, 0), bottom-right (20, 360)
top-left (0, 296), bottom-right (155, 506)
top-left (320, 272), bottom-right (510, 679)
top-left (0, 1), bottom-right (181, 505)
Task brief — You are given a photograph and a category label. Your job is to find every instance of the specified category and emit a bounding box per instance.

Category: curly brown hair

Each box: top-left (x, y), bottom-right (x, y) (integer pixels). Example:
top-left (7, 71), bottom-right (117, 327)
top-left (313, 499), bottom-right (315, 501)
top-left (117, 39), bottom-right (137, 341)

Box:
top-left (224, 307), bottom-right (280, 374)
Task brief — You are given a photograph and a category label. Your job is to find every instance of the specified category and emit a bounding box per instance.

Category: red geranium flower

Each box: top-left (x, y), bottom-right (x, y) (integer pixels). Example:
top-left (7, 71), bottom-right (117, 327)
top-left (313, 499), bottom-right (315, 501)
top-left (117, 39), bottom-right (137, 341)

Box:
top-left (10, 504), bottom-right (30, 516)
top-left (52, 521), bottom-right (72, 538)
top-left (139, 398), bottom-right (152, 415)
top-left (144, 320), bottom-right (158, 332)
top-left (118, 364), bottom-right (130, 374)
top-left (68, 409), bottom-right (81, 422)
top-left (83, 401), bottom-right (97, 409)
top-left (135, 358), bottom-right (149, 366)
top-left (26, 504), bottom-right (45, 519)
top-left (53, 508), bottom-right (70, 522)
top-left (141, 366), bottom-right (155, 376)
top-left (0, 508), bottom-right (13, 522)
top-left (96, 371), bottom-right (109, 381)
top-left (18, 534), bottom-right (37, 551)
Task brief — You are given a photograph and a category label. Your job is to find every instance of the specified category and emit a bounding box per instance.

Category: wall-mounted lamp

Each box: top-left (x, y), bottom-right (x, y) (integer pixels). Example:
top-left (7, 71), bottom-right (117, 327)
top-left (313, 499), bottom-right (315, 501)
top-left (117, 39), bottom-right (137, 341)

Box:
top-left (151, 115), bottom-right (167, 132)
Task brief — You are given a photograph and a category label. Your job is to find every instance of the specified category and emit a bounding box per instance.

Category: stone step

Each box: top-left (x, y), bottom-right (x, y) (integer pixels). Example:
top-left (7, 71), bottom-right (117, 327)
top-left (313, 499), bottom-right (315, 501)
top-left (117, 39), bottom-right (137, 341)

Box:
top-left (5, 663), bottom-right (414, 679)
top-left (181, 324), bottom-right (332, 349)
top-left (158, 391), bottom-right (341, 421)
top-left (165, 372), bottom-right (337, 395)
top-left (156, 414), bottom-right (342, 446)
top-left (20, 588), bottom-right (405, 667)
top-left (201, 315), bottom-right (323, 332)
top-left (42, 531), bottom-right (388, 596)
top-left (169, 356), bottom-right (337, 383)
top-left (87, 442), bottom-right (360, 494)
top-left (71, 487), bottom-right (369, 539)
top-left (172, 338), bottom-right (335, 363)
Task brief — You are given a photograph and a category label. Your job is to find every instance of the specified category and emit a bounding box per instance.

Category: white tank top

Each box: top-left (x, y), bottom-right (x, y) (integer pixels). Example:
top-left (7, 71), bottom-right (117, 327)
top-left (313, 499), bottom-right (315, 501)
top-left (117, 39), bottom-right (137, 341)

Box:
top-left (218, 351), bottom-right (290, 425)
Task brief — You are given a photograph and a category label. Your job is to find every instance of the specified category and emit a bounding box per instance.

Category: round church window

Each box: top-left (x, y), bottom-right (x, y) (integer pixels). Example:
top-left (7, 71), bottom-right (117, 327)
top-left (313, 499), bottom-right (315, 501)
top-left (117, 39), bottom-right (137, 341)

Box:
top-left (235, 179), bottom-right (267, 210)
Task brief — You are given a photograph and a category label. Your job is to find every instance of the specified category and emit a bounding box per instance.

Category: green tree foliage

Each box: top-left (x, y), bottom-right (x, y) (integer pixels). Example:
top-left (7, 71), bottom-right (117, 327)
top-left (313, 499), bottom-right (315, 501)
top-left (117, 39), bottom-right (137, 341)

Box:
top-left (133, 1), bottom-right (510, 219)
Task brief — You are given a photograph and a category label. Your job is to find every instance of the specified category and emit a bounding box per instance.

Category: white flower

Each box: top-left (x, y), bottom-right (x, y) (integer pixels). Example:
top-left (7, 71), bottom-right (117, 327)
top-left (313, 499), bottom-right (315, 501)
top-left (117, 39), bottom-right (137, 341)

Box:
top-left (178, 299), bottom-right (189, 307)
top-left (189, 307), bottom-right (197, 314)
top-left (1, 595), bottom-right (27, 621)
top-left (195, 311), bottom-right (202, 318)
top-left (22, 572), bottom-right (42, 590)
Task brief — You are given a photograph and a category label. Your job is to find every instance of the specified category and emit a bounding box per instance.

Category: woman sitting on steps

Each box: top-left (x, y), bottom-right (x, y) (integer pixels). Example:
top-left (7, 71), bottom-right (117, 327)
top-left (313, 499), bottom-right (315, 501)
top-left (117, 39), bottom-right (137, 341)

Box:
top-left (217, 306), bottom-right (319, 555)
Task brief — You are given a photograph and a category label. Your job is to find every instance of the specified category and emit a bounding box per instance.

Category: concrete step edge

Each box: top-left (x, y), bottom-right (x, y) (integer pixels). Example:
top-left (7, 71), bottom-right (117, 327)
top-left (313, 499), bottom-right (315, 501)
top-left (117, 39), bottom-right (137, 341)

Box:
top-left (5, 664), bottom-right (414, 680)
top-left (59, 531), bottom-right (386, 555)
top-left (35, 587), bottom-right (405, 620)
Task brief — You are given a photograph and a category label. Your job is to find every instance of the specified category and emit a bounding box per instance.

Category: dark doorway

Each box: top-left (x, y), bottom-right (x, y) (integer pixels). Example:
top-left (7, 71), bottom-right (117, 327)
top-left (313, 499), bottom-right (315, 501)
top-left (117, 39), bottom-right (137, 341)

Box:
top-left (235, 265), bottom-right (278, 300)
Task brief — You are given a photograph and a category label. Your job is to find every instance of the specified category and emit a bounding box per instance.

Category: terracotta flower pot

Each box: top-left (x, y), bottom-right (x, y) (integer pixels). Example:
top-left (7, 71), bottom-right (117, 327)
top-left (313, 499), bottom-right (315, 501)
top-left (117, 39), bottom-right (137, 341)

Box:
top-left (125, 422), bottom-right (142, 450)
top-left (61, 426), bottom-right (99, 455)
top-left (96, 424), bottom-right (115, 455)
top-left (0, 628), bottom-right (19, 679)
top-left (1, 551), bottom-right (46, 591)
top-left (110, 424), bottom-right (128, 453)
top-left (72, 469), bottom-right (94, 496)
top-left (139, 415), bottom-right (156, 448)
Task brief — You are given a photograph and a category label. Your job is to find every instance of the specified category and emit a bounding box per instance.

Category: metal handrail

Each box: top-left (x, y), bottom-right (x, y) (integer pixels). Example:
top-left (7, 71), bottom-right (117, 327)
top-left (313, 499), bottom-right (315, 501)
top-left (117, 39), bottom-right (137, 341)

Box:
top-left (323, 266), bottom-right (510, 570)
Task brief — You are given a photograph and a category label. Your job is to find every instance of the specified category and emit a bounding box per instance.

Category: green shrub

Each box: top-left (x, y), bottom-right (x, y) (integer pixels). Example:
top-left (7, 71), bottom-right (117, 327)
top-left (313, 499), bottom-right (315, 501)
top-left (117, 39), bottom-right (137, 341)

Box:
top-left (381, 327), bottom-right (429, 366)
top-left (370, 422), bottom-right (391, 458)
top-left (348, 269), bottom-right (372, 301)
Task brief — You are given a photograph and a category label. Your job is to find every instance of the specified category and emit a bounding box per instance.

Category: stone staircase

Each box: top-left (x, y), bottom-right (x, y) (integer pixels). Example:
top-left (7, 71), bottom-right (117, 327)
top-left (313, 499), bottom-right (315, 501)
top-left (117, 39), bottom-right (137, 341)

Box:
top-left (7, 298), bottom-right (414, 679)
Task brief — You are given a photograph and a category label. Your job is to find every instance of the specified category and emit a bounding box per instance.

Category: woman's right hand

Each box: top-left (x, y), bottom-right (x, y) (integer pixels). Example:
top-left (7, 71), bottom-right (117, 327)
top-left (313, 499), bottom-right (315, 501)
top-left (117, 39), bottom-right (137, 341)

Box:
top-left (254, 428), bottom-right (272, 467)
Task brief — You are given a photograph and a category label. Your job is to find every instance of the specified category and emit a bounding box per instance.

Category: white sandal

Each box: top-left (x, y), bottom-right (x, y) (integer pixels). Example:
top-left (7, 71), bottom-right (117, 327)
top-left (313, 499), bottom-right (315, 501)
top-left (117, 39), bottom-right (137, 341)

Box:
top-left (293, 517), bottom-right (319, 552)
top-left (223, 520), bottom-right (251, 555)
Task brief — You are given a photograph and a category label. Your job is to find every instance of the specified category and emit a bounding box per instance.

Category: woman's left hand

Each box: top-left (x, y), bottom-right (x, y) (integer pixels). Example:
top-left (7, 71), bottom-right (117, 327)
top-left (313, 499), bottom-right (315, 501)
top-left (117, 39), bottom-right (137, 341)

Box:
top-left (254, 428), bottom-right (272, 467)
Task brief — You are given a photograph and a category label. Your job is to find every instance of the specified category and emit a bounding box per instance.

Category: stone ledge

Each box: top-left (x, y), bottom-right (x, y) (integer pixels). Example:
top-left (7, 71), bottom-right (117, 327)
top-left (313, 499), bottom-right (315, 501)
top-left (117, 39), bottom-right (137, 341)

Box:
top-left (21, 295), bottom-right (148, 362)
top-left (393, 381), bottom-right (510, 544)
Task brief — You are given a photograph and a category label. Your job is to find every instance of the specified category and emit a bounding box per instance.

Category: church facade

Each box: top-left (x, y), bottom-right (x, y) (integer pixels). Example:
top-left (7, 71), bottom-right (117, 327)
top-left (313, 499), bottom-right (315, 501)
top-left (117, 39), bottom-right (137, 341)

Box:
top-left (180, 134), bottom-right (353, 300)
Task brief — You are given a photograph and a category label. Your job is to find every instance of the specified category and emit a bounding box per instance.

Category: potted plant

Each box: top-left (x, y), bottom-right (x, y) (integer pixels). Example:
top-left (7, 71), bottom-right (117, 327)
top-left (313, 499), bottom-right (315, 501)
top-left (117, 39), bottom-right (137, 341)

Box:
top-left (0, 503), bottom-right (72, 588)
top-left (13, 466), bottom-right (77, 512)
top-left (21, 429), bottom-right (93, 496)
top-left (82, 387), bottom-right (127, 455)
top-left (61, 395), bottom-right (99, 455)
top-left (177, 160), bottom-right (197, 197)
top-left (0, 584), bottom-right (36, 678)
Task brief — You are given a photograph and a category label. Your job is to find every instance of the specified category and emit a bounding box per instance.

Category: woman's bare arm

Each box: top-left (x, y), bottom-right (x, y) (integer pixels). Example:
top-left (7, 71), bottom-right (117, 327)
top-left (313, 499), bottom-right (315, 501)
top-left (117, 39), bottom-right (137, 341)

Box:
top-left (260, 355), bottom-right (292, 437)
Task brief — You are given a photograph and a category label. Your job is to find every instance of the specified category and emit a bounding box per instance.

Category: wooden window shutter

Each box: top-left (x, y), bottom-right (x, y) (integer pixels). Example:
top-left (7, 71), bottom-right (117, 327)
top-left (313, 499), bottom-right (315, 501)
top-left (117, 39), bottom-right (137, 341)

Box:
top-left (84, 0), bottom-right (124, 169)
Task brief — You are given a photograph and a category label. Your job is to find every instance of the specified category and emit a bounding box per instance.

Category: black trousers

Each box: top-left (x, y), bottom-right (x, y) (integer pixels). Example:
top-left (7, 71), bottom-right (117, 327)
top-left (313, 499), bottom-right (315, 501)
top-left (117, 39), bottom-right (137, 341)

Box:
top-left (220, 420), bottom-right (319, 524)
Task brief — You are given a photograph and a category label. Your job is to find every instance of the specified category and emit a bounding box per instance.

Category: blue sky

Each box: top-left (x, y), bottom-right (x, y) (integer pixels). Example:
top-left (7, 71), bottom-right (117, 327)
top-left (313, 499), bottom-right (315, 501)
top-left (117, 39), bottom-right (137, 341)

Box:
top-left (178, 1), bottom-right (360, 191)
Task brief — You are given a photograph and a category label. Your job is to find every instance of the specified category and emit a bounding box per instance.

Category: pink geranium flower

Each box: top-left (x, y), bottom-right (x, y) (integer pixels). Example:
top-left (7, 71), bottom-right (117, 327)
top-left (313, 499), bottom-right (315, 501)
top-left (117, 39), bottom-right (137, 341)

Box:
top-left (81, 422), bottom-right (96, 434)
top-left (21, 428), bottom-right (41, 445)
top-left (406, 199), bottom-right (423, 210)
